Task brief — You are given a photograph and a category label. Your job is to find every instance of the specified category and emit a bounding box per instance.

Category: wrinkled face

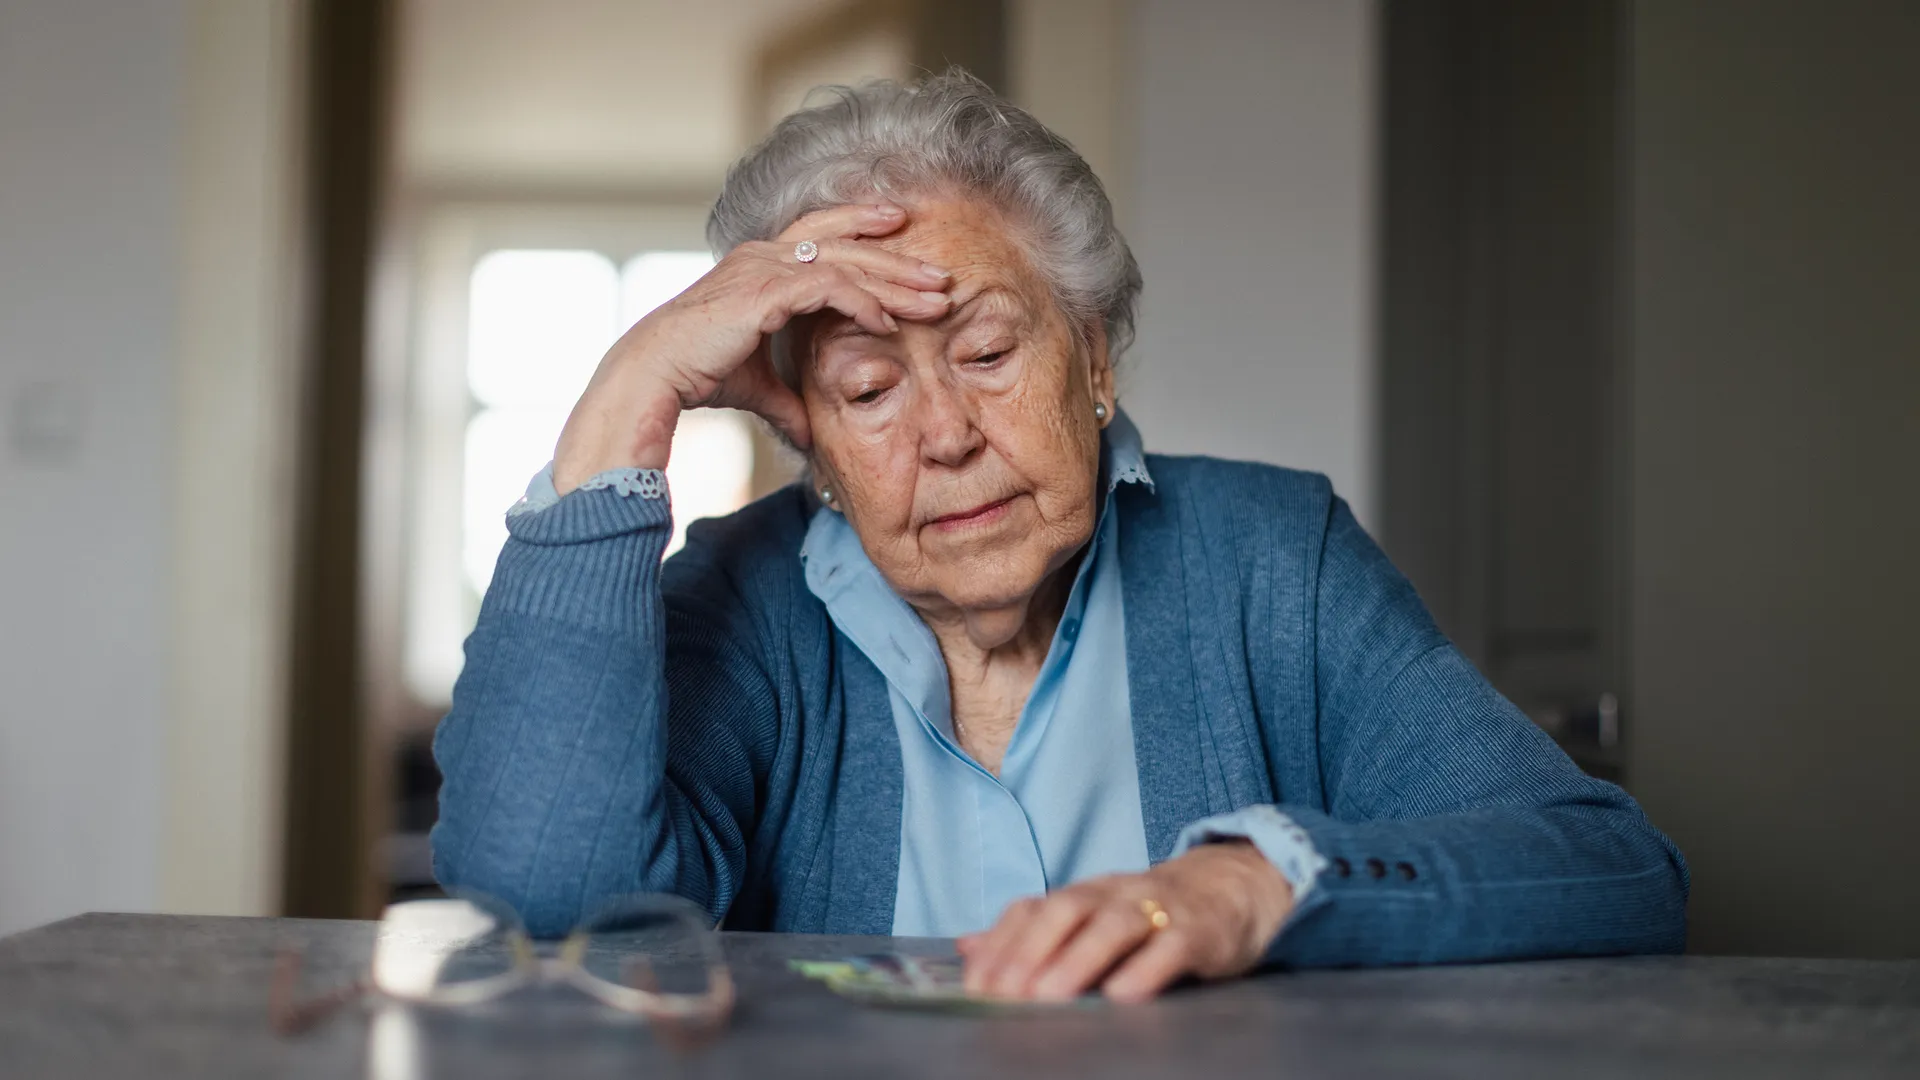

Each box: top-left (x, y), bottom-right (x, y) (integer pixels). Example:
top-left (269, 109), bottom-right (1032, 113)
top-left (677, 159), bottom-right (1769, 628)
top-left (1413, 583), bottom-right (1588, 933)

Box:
top-left (800, 195), bottom-right (1114, 626)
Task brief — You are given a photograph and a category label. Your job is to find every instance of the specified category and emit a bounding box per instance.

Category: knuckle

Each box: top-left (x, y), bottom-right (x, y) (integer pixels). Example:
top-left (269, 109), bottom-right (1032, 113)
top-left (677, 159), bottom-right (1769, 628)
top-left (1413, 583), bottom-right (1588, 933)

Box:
top-left (749, 274), bottom-right (786, 310)
top-left (1085, 908), bottom-right (1132, 938)
top-left (1051, 892), bottom-right (1095, 919)
top-left (738, 240), bottom-right (781, 262)
top-left (1159, 925), bottom-right (1196, 953)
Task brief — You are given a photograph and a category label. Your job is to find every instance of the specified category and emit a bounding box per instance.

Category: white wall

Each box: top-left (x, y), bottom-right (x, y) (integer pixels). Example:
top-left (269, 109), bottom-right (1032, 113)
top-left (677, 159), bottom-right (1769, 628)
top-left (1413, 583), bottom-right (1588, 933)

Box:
top-left (0, 0), bottom-right (301, 936)
top-left (0, 0), bottom-right (185, 935)
top-left (1123, 0), bottom-right (1377, 522)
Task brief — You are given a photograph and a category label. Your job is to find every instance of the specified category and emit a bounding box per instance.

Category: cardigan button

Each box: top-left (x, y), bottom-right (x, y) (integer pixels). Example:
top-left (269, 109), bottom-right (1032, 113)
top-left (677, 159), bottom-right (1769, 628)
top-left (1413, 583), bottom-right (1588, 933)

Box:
top-left (1365, 858), bottom-right (1387, 879)
top-left (1396, 861), bottom-right (1417, 881)
top-left (1331, 857), bottom-right (1352, 878)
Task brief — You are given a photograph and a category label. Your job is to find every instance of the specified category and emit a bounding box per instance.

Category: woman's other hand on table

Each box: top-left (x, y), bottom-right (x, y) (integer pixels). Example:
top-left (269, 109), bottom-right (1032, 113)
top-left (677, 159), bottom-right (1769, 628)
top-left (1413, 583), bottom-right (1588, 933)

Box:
top-left (955, 841), bottom-right (1295, 1003)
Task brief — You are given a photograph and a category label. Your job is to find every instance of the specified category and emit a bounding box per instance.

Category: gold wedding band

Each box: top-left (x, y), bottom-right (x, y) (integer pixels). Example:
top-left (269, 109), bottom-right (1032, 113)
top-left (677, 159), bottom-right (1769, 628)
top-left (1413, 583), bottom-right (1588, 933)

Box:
top-left (1140, 898), bottom-right (1171, 931)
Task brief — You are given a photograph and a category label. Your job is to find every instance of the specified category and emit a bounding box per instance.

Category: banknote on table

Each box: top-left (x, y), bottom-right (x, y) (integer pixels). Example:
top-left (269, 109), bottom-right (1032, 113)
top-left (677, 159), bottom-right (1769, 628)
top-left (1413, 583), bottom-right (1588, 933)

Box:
top-left (789, 953), bottom-right (1103, 1013)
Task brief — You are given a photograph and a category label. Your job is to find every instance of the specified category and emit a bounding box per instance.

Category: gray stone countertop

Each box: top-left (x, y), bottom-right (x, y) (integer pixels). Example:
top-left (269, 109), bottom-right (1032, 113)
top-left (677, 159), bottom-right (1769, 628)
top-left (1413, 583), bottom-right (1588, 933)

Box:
top-left (1, 913), bottom-right (1915, 1078)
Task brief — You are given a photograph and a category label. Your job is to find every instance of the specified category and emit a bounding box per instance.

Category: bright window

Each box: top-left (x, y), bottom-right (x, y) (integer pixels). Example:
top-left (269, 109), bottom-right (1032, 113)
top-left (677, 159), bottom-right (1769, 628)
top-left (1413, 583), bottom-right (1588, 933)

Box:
top-left (406, 244), bottom-right (754, 704)
top-left (461, 248), bottom-right (620, 594)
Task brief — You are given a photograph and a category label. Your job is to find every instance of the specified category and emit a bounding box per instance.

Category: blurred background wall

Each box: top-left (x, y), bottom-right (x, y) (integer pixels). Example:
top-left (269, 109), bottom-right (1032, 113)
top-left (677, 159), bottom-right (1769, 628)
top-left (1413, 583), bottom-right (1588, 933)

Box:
top-left (1126, 0), bottom-right (1376, 520)
top-left (0, 0), bottom-right (1914, 957)
top-left (0, 0), bottom-right (303, 936)
top-left (1625, 0), bottom-right (1920, 957)
top-left (0, 0), bottom-right (184, 938)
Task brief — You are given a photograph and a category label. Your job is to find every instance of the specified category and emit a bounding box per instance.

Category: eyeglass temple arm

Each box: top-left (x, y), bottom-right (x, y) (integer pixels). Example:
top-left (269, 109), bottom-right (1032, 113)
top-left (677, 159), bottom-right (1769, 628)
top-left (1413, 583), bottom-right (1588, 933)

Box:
top-left (620, 957), bottom-right (735, 1052)
top-left (271, 948), bottom-right (371, 1036)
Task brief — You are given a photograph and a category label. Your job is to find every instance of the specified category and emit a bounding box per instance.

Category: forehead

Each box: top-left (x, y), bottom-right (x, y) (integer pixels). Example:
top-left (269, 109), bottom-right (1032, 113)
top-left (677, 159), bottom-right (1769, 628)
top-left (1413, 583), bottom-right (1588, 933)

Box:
top-left (796, 195), bottom-right (1058, 379)
top-left (869, 195), bottom-right (1032, 280)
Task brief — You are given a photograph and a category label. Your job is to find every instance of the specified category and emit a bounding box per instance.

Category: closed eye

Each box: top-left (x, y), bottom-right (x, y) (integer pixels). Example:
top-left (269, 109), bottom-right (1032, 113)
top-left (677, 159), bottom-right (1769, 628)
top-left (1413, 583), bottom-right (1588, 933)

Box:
top-left (970, 349), bottom-right (1010, 367)
top-left (852, 387), bottom-right (887, 404)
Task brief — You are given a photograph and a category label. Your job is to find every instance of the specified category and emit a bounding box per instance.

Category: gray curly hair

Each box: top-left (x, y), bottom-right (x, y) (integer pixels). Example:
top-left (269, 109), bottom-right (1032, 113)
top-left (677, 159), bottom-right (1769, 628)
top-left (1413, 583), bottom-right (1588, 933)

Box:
top-left (707, 69), bottom-right (1142, 388)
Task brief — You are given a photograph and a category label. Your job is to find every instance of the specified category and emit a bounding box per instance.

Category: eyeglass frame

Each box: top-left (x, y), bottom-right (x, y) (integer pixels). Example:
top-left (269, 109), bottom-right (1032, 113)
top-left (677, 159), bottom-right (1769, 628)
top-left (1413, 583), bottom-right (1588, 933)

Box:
top-left (270, 890), bottom-right (735, 1037)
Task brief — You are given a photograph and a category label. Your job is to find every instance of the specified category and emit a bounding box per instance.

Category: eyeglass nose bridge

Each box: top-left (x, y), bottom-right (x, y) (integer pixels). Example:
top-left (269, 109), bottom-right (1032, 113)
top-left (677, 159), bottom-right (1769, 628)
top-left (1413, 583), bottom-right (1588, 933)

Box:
top-left (563, 960), bottom-right (738, 1021)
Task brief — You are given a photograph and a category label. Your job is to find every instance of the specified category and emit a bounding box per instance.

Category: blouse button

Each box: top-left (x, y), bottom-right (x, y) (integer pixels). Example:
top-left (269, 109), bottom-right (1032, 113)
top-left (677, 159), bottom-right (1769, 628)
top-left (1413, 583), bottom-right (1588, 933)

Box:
top-left (1365, 858), bottom-right (1387, 879)
top-left (1331, 857), bottom-right (1352, 878)
top-left (1396, 862), bottom-right (1417, 881)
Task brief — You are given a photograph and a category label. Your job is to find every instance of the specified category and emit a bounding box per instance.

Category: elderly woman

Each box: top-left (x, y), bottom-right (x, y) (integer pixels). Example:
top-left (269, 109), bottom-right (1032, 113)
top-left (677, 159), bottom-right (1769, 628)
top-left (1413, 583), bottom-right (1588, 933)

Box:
top-left (432, 72), bottom-right (1687, 1001)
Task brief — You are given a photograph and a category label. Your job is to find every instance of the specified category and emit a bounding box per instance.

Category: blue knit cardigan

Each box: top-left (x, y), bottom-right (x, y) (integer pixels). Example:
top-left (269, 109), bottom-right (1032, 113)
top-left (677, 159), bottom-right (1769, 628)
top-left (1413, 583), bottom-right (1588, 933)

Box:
top-left (432, 454), bottom-right (1689, 966)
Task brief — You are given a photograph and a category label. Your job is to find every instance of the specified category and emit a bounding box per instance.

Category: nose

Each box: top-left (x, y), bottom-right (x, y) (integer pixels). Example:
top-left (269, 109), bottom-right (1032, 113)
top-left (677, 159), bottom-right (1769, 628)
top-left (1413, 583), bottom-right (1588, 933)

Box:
top-left (916, 375), bottom-right (984, 468)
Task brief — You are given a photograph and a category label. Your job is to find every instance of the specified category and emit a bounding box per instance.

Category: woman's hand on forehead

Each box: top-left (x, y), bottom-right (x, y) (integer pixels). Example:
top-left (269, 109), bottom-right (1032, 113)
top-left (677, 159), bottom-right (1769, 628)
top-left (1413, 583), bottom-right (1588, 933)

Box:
top-left (548, 202), bottom-right (953, 492)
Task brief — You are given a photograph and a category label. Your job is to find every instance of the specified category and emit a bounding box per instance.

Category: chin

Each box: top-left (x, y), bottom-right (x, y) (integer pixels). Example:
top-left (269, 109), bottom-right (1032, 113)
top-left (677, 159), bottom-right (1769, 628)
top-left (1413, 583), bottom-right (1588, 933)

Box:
top-left (929, 554), bottom-right (1051, 612)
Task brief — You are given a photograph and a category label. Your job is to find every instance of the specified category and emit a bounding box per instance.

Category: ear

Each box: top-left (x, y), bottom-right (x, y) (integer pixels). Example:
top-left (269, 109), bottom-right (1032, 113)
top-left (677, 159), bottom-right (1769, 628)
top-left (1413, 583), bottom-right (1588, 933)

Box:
top-left (1085, 323), bottom-right (1115, 421)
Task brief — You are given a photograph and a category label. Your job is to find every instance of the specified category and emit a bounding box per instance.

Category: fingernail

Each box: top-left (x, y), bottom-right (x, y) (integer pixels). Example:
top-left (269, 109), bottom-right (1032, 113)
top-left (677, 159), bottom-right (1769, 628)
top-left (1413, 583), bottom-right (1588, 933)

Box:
top-left (920, 263), bottom-right (951, 280)
top-left (918, 291), bottom-right (949, 304)
top-left (875, 203), bottom-right (904, 216)
top-left (883, 313), bottom-right (899, 332)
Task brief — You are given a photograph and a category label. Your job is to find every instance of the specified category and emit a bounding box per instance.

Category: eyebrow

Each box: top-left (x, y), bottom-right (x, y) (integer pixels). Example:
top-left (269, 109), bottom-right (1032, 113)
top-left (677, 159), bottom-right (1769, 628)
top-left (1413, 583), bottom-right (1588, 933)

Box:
top-left (815, 285), bottom-right (1018, 347)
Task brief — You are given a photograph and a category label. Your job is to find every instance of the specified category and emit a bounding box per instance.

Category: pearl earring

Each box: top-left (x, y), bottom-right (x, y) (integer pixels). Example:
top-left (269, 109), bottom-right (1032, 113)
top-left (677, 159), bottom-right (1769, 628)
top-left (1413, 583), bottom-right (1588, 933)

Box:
top-left (818, 485), bottom-right (835, 506)
top-left (1093, 401), bottom-right (1109, 422)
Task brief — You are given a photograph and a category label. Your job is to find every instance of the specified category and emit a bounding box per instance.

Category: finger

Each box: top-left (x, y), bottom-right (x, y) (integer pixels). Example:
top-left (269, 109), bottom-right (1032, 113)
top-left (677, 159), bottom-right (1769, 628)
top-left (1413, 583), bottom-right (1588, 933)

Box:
top-left (981, 892), bottom-right (1101, 999)
top-left (775, 258), bottom-right (944, 322)
top-left (769, 266), bottom-right (898, 336)
top-left (961, 898), bottom-right (1039, 994)
top-left (1029, 900), bottom-right (1160, 1001)
top-left (776, 201), bottom-right (908, 244)
top-left (811, 237), bottom-right (952, 289)
top-left (1101, 926), bottom-right (1195, 1004)
top-left (846, 271), bottom-right (952, 322)
top-left (741, 368), bottom-right (811, 450)
top-left (961, 896), bottom-right (1044, 995)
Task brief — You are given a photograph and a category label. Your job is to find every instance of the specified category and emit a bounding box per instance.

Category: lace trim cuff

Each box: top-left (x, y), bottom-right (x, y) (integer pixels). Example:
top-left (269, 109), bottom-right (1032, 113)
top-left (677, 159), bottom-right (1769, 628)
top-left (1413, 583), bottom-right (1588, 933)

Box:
top-left (577, 468), bottom-right (668, 499)
top-left (1173, 804), bottom-right (1331, 904)
top-left (507, 463), bottom-right (669, 518)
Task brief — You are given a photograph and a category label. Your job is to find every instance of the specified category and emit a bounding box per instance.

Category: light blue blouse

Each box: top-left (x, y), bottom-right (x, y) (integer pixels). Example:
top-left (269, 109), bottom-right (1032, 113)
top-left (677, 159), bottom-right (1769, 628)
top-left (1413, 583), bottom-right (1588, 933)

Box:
top-left (514, 412), bottom-right (1328, 937)
top-left (800, 421), bottom-right (1149, 935)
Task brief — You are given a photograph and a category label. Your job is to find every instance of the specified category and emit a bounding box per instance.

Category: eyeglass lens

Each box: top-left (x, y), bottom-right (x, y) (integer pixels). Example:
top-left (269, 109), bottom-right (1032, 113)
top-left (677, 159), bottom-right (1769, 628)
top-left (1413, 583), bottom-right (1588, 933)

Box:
top-left (574, 895), bottom-right (725, 999)
top-left (371, 893), bottom-right (526, 999)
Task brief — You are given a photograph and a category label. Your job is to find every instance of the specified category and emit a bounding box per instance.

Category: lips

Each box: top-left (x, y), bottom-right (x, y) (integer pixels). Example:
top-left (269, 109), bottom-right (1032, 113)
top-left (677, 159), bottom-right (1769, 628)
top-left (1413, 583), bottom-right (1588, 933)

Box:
top-left (927, 495), bottom-right (1016, 529)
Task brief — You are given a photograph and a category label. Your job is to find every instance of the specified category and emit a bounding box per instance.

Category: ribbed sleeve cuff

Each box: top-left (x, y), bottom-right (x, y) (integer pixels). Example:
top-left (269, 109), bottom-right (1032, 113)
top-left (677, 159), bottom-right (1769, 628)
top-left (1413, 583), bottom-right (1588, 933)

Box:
top-left (484, 486), bottom-right (674, 635)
